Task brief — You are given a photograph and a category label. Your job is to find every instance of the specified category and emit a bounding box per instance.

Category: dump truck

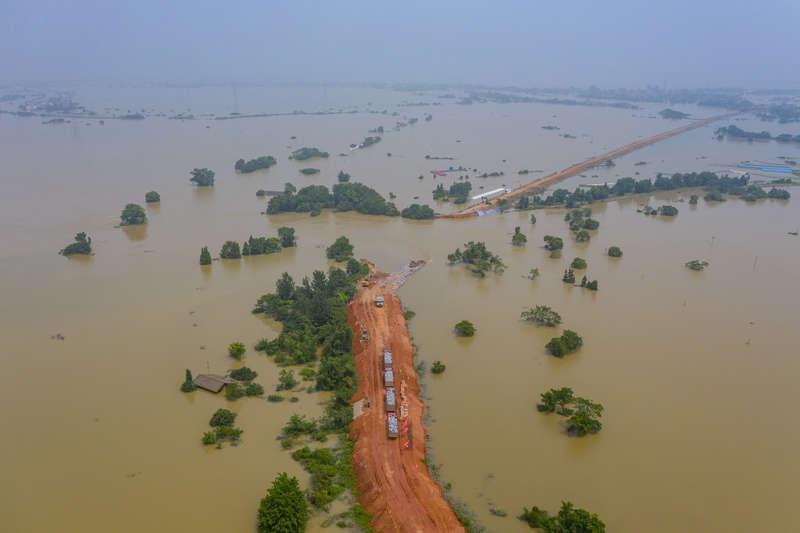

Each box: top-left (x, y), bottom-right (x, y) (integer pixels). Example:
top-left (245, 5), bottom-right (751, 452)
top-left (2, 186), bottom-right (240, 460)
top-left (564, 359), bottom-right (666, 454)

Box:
top-left (384, 369), bottom-right (394, 387)
top-left (383, 349), bottom-right (393, 371)
top-left (387, 413), bottom-right (399, 438)
top-left (385, 387), bottom-right (396, 413)
top-left (375, 295), bottom-right (384, 307)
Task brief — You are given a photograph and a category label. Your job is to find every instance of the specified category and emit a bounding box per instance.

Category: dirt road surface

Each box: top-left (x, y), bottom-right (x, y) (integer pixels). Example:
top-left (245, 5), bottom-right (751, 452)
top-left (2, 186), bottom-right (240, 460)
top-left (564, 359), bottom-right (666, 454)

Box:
top-left (348, 268), bottom-right (464, 533)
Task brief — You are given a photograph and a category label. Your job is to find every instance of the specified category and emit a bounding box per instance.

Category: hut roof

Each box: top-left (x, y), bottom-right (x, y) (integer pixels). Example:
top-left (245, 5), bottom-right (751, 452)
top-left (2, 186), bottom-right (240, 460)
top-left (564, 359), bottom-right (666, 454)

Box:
top-left (194, 374), bottom-right (228, 393)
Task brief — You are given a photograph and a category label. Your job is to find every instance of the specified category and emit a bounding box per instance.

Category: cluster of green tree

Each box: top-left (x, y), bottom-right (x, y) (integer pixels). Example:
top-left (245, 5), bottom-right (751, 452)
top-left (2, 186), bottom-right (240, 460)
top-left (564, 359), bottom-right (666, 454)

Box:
top-left (516, 196), bottom-right (532, 210)
top-left (252, 265), bottom-right (365, 428)
top-left (716, 124), bottom-right (800, 143)
top-left (229, 366), bottom-right (257, 381)
top-left (537, 387), bottom-right (603, 436)
top-left (267, 182), bottom-right (399, 217)
top-left (290, 147), bottom-right (329, 160)
top-left (607, 246), bottom-right (623, 258)
top-left (145, 191), bottom-right (160, 203)
top-left (564, 208), bottom-right (598, 241)
top-left (530, 172), bottom-right (754, 209)
top-left (120, 203), bottom-right (147, 226)
top-left (300, 168), bottom-right (320, 175)
top-left (431, 360), bottom-right (446, 374)
top-left (519, 501), bottom-right (605, 532)
top-left (215, 227), bottom-right (296, 260)
top-left (326, 236), bottom-right (354, 262)
top-left (291, 442), bottom-right (355, 509)
top-left (190, 168), bottom-right (215, 187)
top-left (579, 276), bottom-right (598, 290)
top-left (202, 408), bottom-right (243, 447)
top-left (337, 171), bottom-right (351, 183)
top-left (685, 259), bottom-right (709, 271)
top-left (454, 320), bottom-right (476, 337)
top-left (432, 181), bottom-right (472, 204)
top-left (225, 380), bottom-right (265, 400)
top-left (511, 226), bottom-right (527, 246)
top-left (360, 136), bottom-right (381, 148)
top-left (447, 241), bottom-right (506, 277)
top-left (243, 236), bottom-right (281, 255)
top-left (659, 108), bottom-right (690, 119)
top-left (546, 330), bottom-right (583, 357)
top-left (235, 155), bottom-right (277, 173)
top-left (521, 305), bottom-right (561, 327)
top-left (257, 473), bottom-right (310, 533)
top-left (401, 203), bottom-right (435, 219)
top-left (277, 369), bottom-right (298, 391)
top-left (60, 232), bottom-right (92, 256)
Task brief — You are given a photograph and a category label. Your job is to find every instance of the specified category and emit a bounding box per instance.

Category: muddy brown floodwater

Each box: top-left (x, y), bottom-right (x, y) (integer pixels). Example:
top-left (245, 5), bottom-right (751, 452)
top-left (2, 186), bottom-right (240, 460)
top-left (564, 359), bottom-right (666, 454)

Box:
top-left (1, 86), bottom-right (799, 532)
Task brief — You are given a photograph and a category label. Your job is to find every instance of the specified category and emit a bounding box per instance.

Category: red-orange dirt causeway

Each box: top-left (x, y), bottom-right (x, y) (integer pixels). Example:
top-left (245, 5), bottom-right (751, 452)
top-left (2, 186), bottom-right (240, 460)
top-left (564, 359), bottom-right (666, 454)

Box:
top-left (444, 112), bottom-right (736, 218)
top-left (348, 272), bottom-right (464, 533)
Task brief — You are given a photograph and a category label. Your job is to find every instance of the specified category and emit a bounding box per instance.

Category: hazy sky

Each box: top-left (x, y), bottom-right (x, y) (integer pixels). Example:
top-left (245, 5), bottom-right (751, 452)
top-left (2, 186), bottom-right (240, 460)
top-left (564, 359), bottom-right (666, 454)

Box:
top-left (2, 0), bottom-right (799, 88)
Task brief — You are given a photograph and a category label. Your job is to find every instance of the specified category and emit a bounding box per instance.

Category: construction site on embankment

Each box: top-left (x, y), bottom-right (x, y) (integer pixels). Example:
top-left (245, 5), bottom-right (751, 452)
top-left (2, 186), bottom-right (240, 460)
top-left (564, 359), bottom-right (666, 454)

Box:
top-left (444, 112), bottom-right (737, 218)
top-left (347, 261), bottom-right (465, 533)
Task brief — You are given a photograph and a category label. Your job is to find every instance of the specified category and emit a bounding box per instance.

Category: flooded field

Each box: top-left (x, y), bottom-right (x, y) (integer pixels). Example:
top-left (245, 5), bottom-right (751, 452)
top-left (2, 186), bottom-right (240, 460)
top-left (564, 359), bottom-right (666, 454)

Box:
top-left (1, 86), bottom-right (799, 532)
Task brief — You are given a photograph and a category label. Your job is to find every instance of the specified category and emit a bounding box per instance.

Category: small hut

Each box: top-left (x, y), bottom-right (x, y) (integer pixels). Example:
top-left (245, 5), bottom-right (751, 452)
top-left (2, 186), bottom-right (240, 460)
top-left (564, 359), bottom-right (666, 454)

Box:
top-left (194, 374), bottom-right (228, 393)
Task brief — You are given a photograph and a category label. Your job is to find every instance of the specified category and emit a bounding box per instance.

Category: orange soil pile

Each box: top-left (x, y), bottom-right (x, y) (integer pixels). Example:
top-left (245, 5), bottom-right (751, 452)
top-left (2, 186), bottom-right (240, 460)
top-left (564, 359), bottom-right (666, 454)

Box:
top-left (445, 112), bottom-right (736, 218)
top-left (348, 273), bottom-right (464, 533)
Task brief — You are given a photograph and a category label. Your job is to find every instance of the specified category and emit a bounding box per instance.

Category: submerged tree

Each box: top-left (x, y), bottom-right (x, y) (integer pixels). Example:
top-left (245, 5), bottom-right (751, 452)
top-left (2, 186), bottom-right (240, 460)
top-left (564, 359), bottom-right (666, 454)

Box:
top-left (431, 361), bottom-right (446, 374)
top-left (220, 240), bottom-right (241, 259)
top-left (520, 501), bottom-right (605, 531)
top-left (277, 227), bottom-right (296, 247)
top-left (562, 269), bottom-right (576, 284)
top-left (120, 203), bottom-right (147, 226)
top-left (511, 226), bottom-right (528, 246)
top-left (607, 246), bottom-right (623, 258)
top-left (543, 235), bottom-right (563, 252)
top-left (60, 232), bottom-right (92, 256)
top-left (521, 305), bottom-right (562, 327)
top-left (447, 241), bottom-right (505, 277)
top-left (190, 168), bottom-right (215, 187)
top-left (199, 246), bottom-right (212, 265)
top-left (228, 341), bottom-right (246, 360)
top-left (545, 330), bottom-right (583, 357)
top-left (571, 257), bottom-right (587, 269)
top-left (145, 190), bottom-right (160, 203)
top-left (454, 320), bottom-right (476, 337)
top-left (180, 369), bottom-right (196, 392)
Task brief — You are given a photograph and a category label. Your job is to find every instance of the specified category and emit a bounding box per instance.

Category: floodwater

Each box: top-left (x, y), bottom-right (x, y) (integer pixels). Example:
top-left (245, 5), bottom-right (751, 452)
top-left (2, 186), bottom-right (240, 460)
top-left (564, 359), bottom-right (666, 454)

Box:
top-left (1, 86), bottom-right (799, 532)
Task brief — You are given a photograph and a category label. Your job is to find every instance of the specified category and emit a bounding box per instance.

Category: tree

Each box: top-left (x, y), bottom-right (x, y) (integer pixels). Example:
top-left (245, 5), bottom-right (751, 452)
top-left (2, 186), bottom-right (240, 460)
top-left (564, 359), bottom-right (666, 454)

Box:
top-left (689, 194), bottom-right (699, 205)
top-left (235, 155), bottom-right (276, 173)
top-left (230, 366), bottom-right (257, 382)
top-left (512, 226), bottom-right (527, 246)
top-left (228, 341), bottom-right (246, 360)
top-left (537, 388), bottom-right (575, 413)
top-left (190, 168), bottom-right (215, 187)
top-left (527, 268), bottom-right (540, 280)
top-left (326, 236), bottom-right (354, 262)
top-left (543, 235), bottom-right (563, 251)
top-left (401, 203), bottom-right (435, 219)
top-left (607, 246), bottom-right (622, 258)
top-left (530, 213), bottom-right (537, 224)
top-left (277, 226), bottom-right (296, 247)
top-left (337, 171), bottom-right (351, 182)
top-left (199, 246), bottom-right (212, 265)
top-left (225, 382), bottom-right (245, 401)
top-left (567, 398), bottom-right (604, 436)
top-left (289, 147), bottom-right (329, 160)
top-left (431, 360), bottom-right (446, 374)
top-left (519, 501), bottom-right (605, 532)
top-left (546, 330), bottom-right (583, 357)
top-left (60, 232), bottom-right (92, 256)
top-left (276, 272), bottom-right (295, 300)
top-left (144, 190), bottom-right (160, 203)
top-left (658, 205), bottom-right (679, 216)
top-left (277, 369), bottom-right (298, 391)
top-left (562, 269), bottom-right (575, 284)
top-left (180, 369), bottom-right (195, 392)
top-left (257, 473), bottom-right (310, 533)
top-left (245, 382), bottom-right (264, 396)
top-left (120, 203), bottom-right (147, 226)
top-left (209, 408), bottom-right (236, 427)
top-left (454, 320), bottom-right (476, 337)
top-left (447, 241), bottom-right (505, 277)
top-left (571, 257), bottom-right (587, 269)
top-left (521, 305), bottom-right (562, 327)
top-left (586, 279), bottom-right (598, 291)
top-left (220, 241), bottom-right (241, 259)
top-left (575, 230), bottom-right (590, 242)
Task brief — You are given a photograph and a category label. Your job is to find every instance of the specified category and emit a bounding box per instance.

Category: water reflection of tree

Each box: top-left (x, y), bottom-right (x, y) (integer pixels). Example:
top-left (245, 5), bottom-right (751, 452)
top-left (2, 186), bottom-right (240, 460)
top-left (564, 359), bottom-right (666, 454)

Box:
top-left (122, 224), bottom-right (147, 242)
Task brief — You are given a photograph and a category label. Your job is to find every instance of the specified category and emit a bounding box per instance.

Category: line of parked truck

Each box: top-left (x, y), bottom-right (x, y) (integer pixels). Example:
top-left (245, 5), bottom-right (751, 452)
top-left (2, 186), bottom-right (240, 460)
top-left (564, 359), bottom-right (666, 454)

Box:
top-left (383, 347), bottom-right (399, 439)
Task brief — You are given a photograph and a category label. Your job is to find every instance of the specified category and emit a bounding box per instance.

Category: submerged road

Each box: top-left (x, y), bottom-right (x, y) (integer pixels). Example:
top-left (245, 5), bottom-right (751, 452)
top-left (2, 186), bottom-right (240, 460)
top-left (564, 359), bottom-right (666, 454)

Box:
top-left (445, 112), bottom-right (736, 218)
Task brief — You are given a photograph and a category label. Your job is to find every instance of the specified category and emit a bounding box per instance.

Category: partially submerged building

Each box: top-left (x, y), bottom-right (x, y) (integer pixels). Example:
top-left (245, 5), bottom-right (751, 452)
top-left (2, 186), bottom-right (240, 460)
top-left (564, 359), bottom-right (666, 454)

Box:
top-left (193, 374), bottom-right (229, 393)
